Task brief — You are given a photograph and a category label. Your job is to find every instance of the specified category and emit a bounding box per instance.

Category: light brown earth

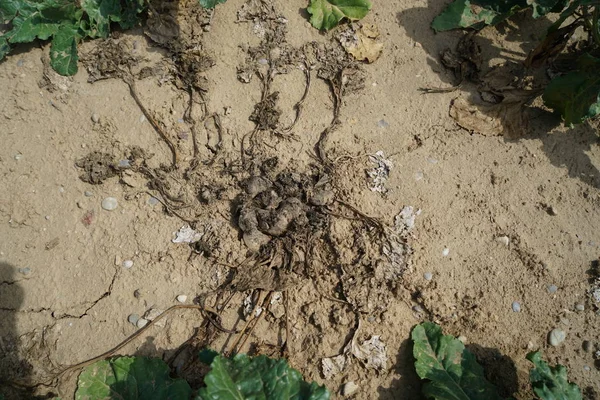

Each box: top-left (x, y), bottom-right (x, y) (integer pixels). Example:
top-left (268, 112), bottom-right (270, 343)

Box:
top-left (0, 0), bottom-right (599, 399)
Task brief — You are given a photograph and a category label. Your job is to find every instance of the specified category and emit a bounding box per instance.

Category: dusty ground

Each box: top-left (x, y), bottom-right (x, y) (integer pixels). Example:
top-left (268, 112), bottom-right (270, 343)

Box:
top-left (1, 0), bottom-right (599, 399)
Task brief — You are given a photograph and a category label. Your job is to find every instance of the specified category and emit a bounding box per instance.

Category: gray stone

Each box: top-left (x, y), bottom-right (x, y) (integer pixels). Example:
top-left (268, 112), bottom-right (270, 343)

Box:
top-left (128, 314), bottom-right (140, 325)
top-left (101, 197), bottom-right (118, 211)
top-left (548, 329), bottom-right (566, 347)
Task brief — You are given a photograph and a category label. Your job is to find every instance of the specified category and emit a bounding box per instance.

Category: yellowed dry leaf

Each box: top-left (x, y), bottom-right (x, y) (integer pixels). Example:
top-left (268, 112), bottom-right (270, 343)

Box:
top-left (449, 92), bottom-right (536, 139)
top-left (343, 24), bottom-right (383, 63)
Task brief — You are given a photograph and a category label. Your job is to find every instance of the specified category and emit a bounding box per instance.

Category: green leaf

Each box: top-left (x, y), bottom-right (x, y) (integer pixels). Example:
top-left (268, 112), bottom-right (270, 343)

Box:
top-left (75, 356), bottom-right (192, 400)
top-left (0, 0), bottom-right (20, 21)
top-left (50, 24), bottom-right (79, 76)
top-left (197, 354), bottom-right (330, 400)
top-left (199, 0), bottom-right (227, 9)
top-left (543, 53), bottom-right (600, 125)
top-left (527, 352), bottom-right (582, 400)
top-left (411, 322), bottom-right (505, 400)
top-left (307, 0), bottom-right (372, 31)
top-left (529, 0), bottom-right (564, 17)
top-left (6, 0), bottom-right (82, 43)
top-left (431, 0), bottom-right (526, 32)
top-left (81, 0), bottom-right (122, 38)
top-left (0, 35), bottom-right (10, 60)
top-left (119, 0), bottom-right (145, 29)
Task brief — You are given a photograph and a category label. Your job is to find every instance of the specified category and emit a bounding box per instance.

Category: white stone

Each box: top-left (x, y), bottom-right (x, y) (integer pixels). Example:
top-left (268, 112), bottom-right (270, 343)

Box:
top-left (101, 197), bottom-right (118, 211)
top-left (136, 318), bottom-right (149, 329)
top-left (176, 295), bottom-right (188, 303)
top-left (122, 260), bottom-right (134, 269)
top-left (343, 381), bottom-right (359, 397)
top-left (496, 236), bottom-right (510, 246)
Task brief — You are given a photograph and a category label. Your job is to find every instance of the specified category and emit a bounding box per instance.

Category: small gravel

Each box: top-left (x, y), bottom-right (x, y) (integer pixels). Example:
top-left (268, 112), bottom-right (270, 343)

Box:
top-left (84, 191), bottom-right (93, 197)
top-left (548, 328), bottom-right (566, 347)
top-left (423, 272), bottom-right (433, 281)
top-left (122, 260), bottom-right (134, 269)
top-left (575, 303), bottom-right (585, 311)
top-left (128, 314), bottom-right (140, 325)
top-left (18, 267), bottom-right (31, 275)
top-left (582, 340), bottom-right (592, 352)
top-left (176, 295), bottom-right (188, 303)
top-left (442, 248), bottom-right (450, 257)
top-left (343, 381), bottom-right (359, 396)
top-left (377, 119), bottom-right (389, 128)
top-left (547, 284), bottom-right (558, 294)
top-left (136, 318), bottom-right (149, 329)
top-left (512, 301), bottom-right (521, 312)
top-left (496, 236), bottom-right (510, 246)
top-left (101, 197), bottom-right (118, 211)
top-left (91, 113), bottom-right (100, 123)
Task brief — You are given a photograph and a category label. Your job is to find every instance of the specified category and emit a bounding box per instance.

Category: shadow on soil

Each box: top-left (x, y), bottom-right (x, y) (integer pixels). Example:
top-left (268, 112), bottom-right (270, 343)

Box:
top-left (378, 337), bottom-right (519, 399)
top-left (0, 262), bottom-right (55, 399)
top-left (396, 2), bottom-right (600, 188)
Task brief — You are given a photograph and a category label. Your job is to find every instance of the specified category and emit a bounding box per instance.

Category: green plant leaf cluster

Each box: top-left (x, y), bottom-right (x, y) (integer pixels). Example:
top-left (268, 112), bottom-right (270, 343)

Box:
top-left (197, 353), bottom-right (330, 400)
top-left (76, 352), bottom-right (329, 400)
top-left (411, 322), bottom-right (505, 400)
top-left (198, 0), bottom-right (227, 8)
top-left (411, 322), bottom-right (582, 400)
top-left (0, 0), bottom-right (145, 75)
top-left (527, 351), bottom-right (582, 400)
top-left (543, 53), bottom-right (600, 125)
top-left (432, 0), bottom-right (600, 125)
top-left (431, 0), bottom-right (567, 32)
top-left (75, 356), bottom-right (192, 400)
top-left (307, 0), bottom-right (372, 30)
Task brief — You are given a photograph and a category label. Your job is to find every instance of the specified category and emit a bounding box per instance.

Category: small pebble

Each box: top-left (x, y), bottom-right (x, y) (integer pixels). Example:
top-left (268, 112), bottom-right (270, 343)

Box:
top-left (496, 236), bottom-right (510, 246)
top-left (582, 340), bottom-right (592, 352)
top-left (457, 335), bottom-right (467, 344)
top-left (91, 113), bottom-right (100, 123)
top-left (427, 158), bottom-right (438, 164)
top-left (148, 197), bottom-right (159, 206)
top-left (14, 154), bottom-right (22, 161)
top-left (442, 248), bottom-right (450, 257)
top-left (377, 119), bottom-right (389, 128)
top-left (59, 186), bottom-right (65, 193)
top-left (122, 260), bottom-right (134, 269)
top-left (412, 305), bottom-right (424, 313)
top-left (342, 381), bottom-right (359, 397)
top-left (257, 58), bottom-right (269, 65)
top-left (139, 115), bottom-right (146, 123)
top-left (136, 318), bottom-right (149, 329)
top-left (547, 284), bottom-right (558, 294)
top-left (45, 215), bottom-right (51, 220)
top-left (101, 197), bottom-right (118, 211)
top-left (84, 191), bottom-right (93, 197)
top-left (118, 159), bottom-right (131, 168)
top-left (16, 59), bottom-right (24, 67)
top-left (128, 314), bottom-right (140, 325)
top-left (18, 267), bottom-right (31, 275)
top-left (512, 301), bottom-right (521, 312)
top-left (423, 272), bottom-right (433, 281)
top-left (548, 328), bottom-right (566, 347)
top-left (584, 365), bottom-right (591, 372)
top-left (415, 171), bottom-right (424, 181)
top-left (176, 295), bottom-right (188, 303)
top-left (575, 303), bottom-right (585, 312)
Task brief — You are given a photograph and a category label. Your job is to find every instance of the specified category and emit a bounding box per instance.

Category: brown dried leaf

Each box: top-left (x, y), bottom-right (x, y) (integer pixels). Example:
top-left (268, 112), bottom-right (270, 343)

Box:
top-left (449, 90), bottom-right (539, 139)
top-left (341, 24), bottom-right (383, 63)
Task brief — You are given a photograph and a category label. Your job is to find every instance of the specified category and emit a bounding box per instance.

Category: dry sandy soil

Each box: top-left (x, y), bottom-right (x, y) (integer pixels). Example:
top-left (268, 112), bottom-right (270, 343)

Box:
top-left (1, 0), bottom-right (599, 399)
